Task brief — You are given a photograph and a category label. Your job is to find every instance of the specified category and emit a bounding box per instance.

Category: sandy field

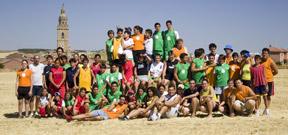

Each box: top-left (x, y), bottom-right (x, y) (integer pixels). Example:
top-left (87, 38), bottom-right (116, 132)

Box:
top-left (0, 70), bottom-right (288, 135)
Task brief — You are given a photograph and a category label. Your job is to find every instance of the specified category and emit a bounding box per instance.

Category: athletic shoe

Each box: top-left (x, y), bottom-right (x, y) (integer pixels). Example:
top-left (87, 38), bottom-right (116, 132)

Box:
top-left (34, 112), bottom-right (39, 116)
top-left (263, 109), bottom-right (270, 116)
top-left (148, 116), bottom-right (153, 121)
top-left (255, 110), bottom-right (260, 117)
top-left (29, 112), bottom-right (34, 117)
top-left (118, 116), bottom-right (128, 121)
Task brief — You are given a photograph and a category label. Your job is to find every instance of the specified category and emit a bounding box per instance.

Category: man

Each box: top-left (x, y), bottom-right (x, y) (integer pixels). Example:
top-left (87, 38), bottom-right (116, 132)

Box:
top-left (261, 48), bottom-right (278, 116)
top-left (232, 79), bottom-right (256, 117)
top-left (29, 55), bottom-right (45, 117)
top-left (180, 79), bottom-right (200, 117)
top-left (206, 43), bottom-right (219, 63)
top-left (164, 20), bottom-right (179, 60)
top-left (224, 45), bottom-right (233, 64)
top-left (153, 23), bottom-right (165, 59)
top-left (66, 95), bottom-right (127, 121)
top-left (153, 85), bottom-right (181, 120)
top-left (85, 84), bottom-right (108, 112)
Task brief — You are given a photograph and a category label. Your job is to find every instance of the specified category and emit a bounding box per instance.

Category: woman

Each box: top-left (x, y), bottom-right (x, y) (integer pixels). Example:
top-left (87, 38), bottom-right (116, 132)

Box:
top-left (132, 25), bottom-right (145, 64)
top-left (229, 52), bottom-right (241, 80)
top-left (91, 54), bottom-right (102, 75)
top-left (15, 59), bottom-right (33, 118)
top-left (191, 49), bottom-right (207, 89)
top-left (199, 79), bottom-right (222, 118)
top-left (120, 54), bottom-right (134, 94)
top-left (162, 50), bottom-right (178, 88)
top-left (49, 58), bottom-right (66, 99)
top-left (119, 87), bottom-right (160, 120)
top-left (172, 38), bottom-right (188, 60)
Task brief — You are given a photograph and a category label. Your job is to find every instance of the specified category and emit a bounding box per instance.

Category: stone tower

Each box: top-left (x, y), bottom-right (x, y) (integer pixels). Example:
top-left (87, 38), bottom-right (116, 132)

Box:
top-left (57, 4), bottom-right (71, 57)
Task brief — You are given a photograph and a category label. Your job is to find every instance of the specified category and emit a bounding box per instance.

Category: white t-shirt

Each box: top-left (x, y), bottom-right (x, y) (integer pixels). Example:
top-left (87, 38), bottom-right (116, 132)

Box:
top-left (29, 63), bottom-right (44, 86)
top-left (161, 91), bottom-right (168, 97)
top-left (144, 38), bottom-right (153, 55)
top-left (40, 94), bottom-right (50, 106)
top-left (123, 38), bottom-right (134, 59)
top-left (206, 53), bottom-right (219, 64)
top-left (105, 73), bottom-right (123, 82)
top-left (150, 62), bottom-right (164, 78)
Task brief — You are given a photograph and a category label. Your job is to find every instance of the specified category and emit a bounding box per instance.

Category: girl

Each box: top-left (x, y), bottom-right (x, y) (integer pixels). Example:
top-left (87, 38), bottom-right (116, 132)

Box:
top-left (132, 25), bottom-right (145, 63)
top-left (91, 54), bottom-right (102, 75)
top-left (241, 52), bottom-right (252, 87)
top-left (38, 88), bottom-right (52, 117)
top-left (200, 79), bottom-right (222, 118)
top-left (172, 39), bottom-right (188, 60)
top-left (49, 58), bottom-right (66, 99)
top-left (119, 87), bottom-right (160, 120)
top-left (219, 79), bottom-right (235, 117)
top-left (122, 30), bottom-right (134, 61)
top-left (61, 55), bottom-right (71, 70)
top-left (136, 87), bottom-right (147, 108)
top-left (120, 54), bottom-right (134, 94)
top-left (51, 92), bottom-right (63, 116)
top-left (72, 88), bottom-right (88, 115)
top-left (124, 90), bottom-right (137, 116)
top-left (162, 50), bottom-right (178, 89)
top-left (158, 84), bottom-right (168, 97)
top-left (15, 59), bottom-right (33, 118)
top-left (191, 49), bottom-right (207, 89)
top-left (61, 92), bottom-right (74, 116)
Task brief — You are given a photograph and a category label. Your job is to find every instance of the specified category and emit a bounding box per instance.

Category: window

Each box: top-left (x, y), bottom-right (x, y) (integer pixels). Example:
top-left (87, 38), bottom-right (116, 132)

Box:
top-left (62, 32), bottom-right (64, 39)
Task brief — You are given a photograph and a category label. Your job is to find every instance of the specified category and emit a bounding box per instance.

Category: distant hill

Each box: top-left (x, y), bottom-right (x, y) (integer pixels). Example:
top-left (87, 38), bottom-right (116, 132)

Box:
top-left (18, 48), bottom-right (52, 54)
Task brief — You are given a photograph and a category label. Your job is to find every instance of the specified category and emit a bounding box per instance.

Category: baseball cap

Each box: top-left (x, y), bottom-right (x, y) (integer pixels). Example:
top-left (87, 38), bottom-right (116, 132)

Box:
top-left (224, 45), bottom-right (233, 52)
top-left (54, 92), bottom-right (61, 97)
top-left (244, 52), bottom-right (251, 57)
top-left (178, 84), bottom-right (184, 89)
top-left (128, 89), bottom-right (134, 94)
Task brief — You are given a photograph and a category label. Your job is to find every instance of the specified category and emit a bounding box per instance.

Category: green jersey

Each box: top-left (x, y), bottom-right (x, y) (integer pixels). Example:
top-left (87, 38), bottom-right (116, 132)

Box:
top-left (106, 90), bottom-right (122, 107)
top-left (153, 31), bottom-right (164, 52)
top-left (106, 39), bottom-right (113, 64)
top-left (164, 30), bottom-right (176, 60)
top-left (89, 92), bottom-right (103, 110)
top-left (175, 63), bottom-right (191, 89)
top-left (64, 99), bottom-right (74, 107)
top-left (63, 64), bottom-right (71, 70)
top-left (136, 92), bottom-right (147, 103)
top-left (215, 63), bottom-right (230, 87)
top-left (96, 72), bottom-right (108, 95)
top-left (107, 71), bottom-right (121, 92)
top-left (192, 58), bottom-right (205, 85)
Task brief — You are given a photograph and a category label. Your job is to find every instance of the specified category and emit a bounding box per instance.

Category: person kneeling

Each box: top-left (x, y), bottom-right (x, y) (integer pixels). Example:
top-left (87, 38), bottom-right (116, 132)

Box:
top-left (66, 95), bottom-right (127, 121)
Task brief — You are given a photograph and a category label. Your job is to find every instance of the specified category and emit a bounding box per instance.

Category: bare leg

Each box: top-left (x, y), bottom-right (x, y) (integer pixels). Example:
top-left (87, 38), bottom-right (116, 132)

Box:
top-left (255, 97), bottom-right (260, 110)
top-left (18, 99), bottom-right (23, 117)
top-left (191, 98), bottom-right (199, 117)
top-left (25, 99), bottom-right (29, 117)
top-left (35, 96), bottom-right (40, 112)
top-left (267, 96), bottom-right (271, 109)
top-left (227, 99), bottom-right (235, 117)
top-left (263, 96), bottom-right (268, 109)
top-left (207, 98), bottom-right (215, 118)
top-left (246, 100), bottom-right (255, 117)
top-left (148, 79), bottom-right (153, 87)
top-left (72, 112), bottom-right (94, 120)
top-left (29, 96), bottom-right (34, 114)
top-left (84, 103), bottom-right (90, 113)
top-left (127, 108), bottom-right (145, 118)
top-left (134, 81), bottom-right (140, 95)
top-left (159, 106), bottom-right (169, 115)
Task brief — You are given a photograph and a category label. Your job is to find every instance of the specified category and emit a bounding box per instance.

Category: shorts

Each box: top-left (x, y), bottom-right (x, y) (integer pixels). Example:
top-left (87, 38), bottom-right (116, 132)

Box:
top-left (234, 100), bottom-right (249, 110)
top-left (32, 85), bottom-right (42, 96)
top-left (212, 102), bottom-right (219, 112)
top-left (136, 75), bottom-right (148, 82)
top-left (267, 82), bottom-right (274, 96)
top-left (162, 106), bottom-right (179, 118)
top-left (242, 80), bottom-right (251, 88)
top-left (92, 109), bottom-right (109, 120)
top-left (17, 87), bottom-right (31, 100)
top-left (122, 76), bottom-right (134, 84)
top-left (215, 86), bottom-right (228, 95)
top-left (112, 59), bottom-right (122, 65)
top-left (74, 106), bottom-right (86, 114)
top-left (164, 74), bottom-right (174, 81)
top-left (254, 85), bottom-right (267, 96)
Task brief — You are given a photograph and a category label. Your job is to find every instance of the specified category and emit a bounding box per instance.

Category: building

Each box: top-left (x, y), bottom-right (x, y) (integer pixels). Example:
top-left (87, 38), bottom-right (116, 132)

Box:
top-left (57, 4), bottom-right (71, 57)
top-left (268, 45), bottom-right (288, 64)
top-left (1, 58), bottom-right (23, 71)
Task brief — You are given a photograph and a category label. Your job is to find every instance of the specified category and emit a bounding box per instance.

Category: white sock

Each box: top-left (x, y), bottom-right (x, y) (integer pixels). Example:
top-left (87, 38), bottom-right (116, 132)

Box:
top-left (157, 113), bottom-right (161, 118)
top-left (126, 116), bottom-right (130, 119)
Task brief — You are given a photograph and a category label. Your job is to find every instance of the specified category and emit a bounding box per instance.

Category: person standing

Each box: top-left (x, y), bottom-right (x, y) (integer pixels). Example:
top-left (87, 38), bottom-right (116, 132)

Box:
top-left (132, 25), bottom-right (145, 64)
top-left (153, 23), bottom-right (165, 59)
top-left (106, 30), bottom-right (114, 65)
top-left (29, 55), bottom-right (45, 117)
top-left (224, 45), bottom-right (233, 64)
top-left (164, 20), bottom-right (179, 60)
top-left (49, 58), bottom-right (66, 99)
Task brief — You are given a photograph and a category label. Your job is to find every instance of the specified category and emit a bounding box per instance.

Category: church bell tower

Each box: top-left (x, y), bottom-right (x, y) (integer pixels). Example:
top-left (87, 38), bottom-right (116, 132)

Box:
top-left (57, 4), bottom-right (71, 57)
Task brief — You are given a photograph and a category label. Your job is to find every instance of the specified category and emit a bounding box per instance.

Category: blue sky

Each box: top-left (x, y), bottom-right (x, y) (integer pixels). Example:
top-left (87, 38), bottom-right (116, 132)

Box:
top-left (0, 0), bottom-right (287, 54)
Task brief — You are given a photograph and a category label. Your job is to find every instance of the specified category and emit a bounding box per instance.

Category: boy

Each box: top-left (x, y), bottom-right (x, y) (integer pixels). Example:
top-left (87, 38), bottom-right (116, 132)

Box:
top-left (214, 54), bottom-right (230, 102)
top-left (250, 55), bottom-right (269, 116)
top-left (96, 64), bottom-right (108, 96)
top-left (224, 45), bottom-right (233, 64)
top-left (85, 84), bottom-right (108, 112)
top-left (123, 31), bottom-right (134, 61)
top-left (134, 53), bottom-right (151, 93)
top-left (205, 53), bottom-right (216, 87)
top-left (206, 43), bottom-right (219, 63)
top-left (43, 55), bottom-right (53, 90)
top-left (164, 20), bottom-right (179, 60)
top-left (111, 28), bottom-right (124, 64)
top-left (174, 53), bottom-right (190, 89)
top-left (106, 64), bottom-right (122, 92)
top-left (153, 23), bottom-right (164, 59)
top-left (144, 29), bottom-right (153, 59)
top-left (229, 52), bottom-right (241, 80)
top-left (66, 58), bottom-right (79, 97)
top-left (148, 54), bottom-right (164, 86)
top-left (106, 30), bottom-right (114, 65)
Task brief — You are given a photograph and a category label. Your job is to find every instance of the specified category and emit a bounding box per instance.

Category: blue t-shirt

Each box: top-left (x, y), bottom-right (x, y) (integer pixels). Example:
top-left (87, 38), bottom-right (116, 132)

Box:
top-left (43, 65), bottom-right (52, 87)
top-left (183, 87), bottom-right (199, 103)
top-left (66, 66), bottom-right (79, 88)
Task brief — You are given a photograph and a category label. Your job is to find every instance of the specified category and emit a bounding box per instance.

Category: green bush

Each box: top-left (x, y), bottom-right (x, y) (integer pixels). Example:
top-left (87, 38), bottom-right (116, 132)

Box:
top-left (276, 61), bottom-right (282, 66)
top-left (284, 59), bottom-right (287, 64)
top-left (99, 60), bottom-right (107, 65)
top-left (0, 64), bottom-right (4, 69)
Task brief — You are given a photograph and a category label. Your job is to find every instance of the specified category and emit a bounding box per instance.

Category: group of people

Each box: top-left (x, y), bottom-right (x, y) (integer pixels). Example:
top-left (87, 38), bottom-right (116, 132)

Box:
top-left (15, 20), bottom-right (278, 121)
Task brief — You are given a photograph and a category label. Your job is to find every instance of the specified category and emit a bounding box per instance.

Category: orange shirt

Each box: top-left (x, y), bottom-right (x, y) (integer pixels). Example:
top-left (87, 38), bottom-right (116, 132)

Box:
top-left (235, 85), bottom-right (249, 100)
top-left (226, 56), bottom-right (233, 64)
top-left (261, 57), bottom-right (274, 82)
top-left (132, 34), bottom-right (144, 51)
top-left (229, 62), bottom-right (241, 80)
top-left (102, 104), bottom-right (127, 119)
top-left (223, 88), bottom-right (232, 99)
top-left (205, 65), bottom-right (216, 87)
top-left (173, 46), bottom-right (185, 58)
top-left (17, 69), bottom-right (33, 87)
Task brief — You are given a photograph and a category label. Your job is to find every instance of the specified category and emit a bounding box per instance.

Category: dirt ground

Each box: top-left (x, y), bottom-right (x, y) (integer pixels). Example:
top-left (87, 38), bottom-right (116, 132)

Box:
top-left (0, 70), bottom-right (288, 135)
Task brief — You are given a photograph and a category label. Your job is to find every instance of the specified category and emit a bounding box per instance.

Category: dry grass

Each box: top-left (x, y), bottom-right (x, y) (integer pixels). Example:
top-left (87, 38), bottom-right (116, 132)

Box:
top-left (0, 70), bottom-right (288, 135)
